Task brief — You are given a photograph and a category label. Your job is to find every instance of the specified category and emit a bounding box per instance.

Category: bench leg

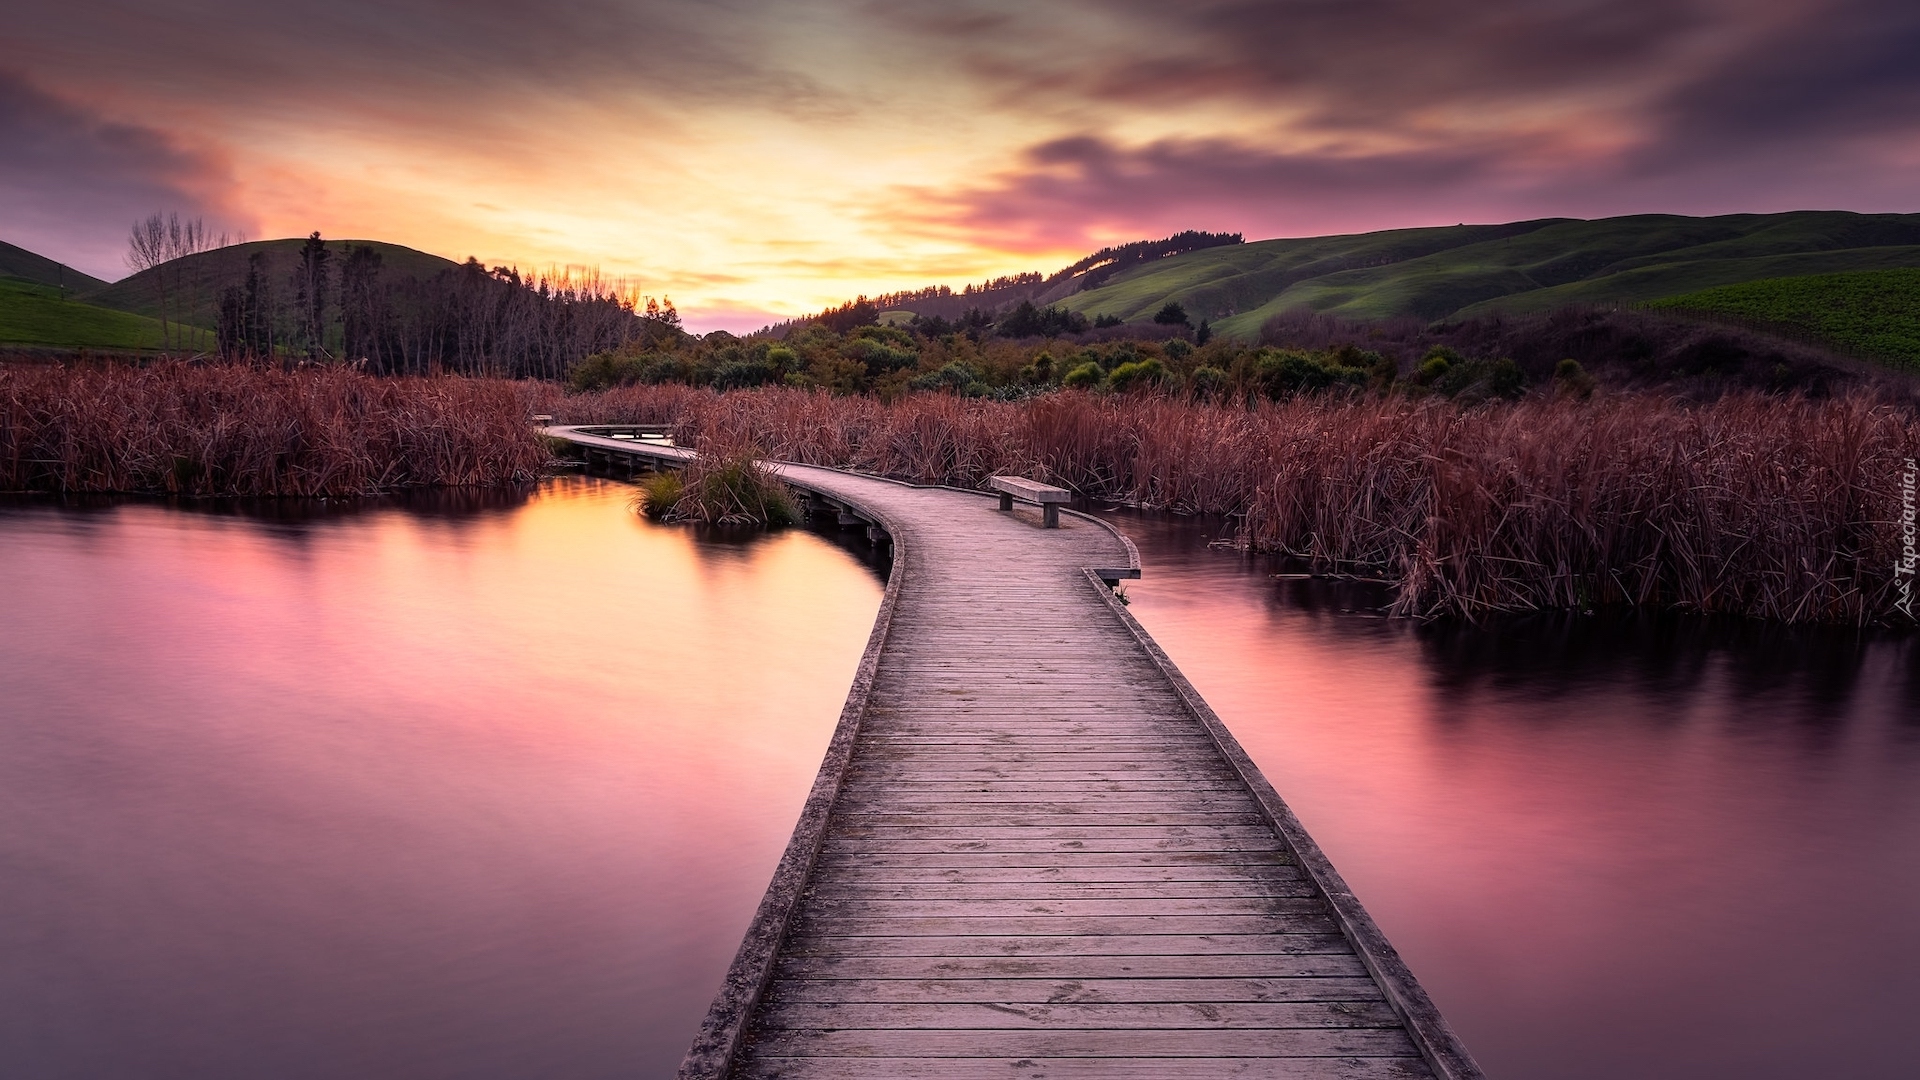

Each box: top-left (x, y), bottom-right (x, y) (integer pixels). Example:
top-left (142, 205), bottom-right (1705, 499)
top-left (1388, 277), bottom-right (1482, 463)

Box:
top-left (1043, 503), bottom-right (1059, 529)
top-left (998, 492), bottom-right (1014, 511)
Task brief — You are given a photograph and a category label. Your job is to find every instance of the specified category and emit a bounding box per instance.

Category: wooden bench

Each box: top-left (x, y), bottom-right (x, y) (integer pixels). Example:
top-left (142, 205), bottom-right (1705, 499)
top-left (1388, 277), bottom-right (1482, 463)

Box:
top-left (989, 475), bottom-right (1070, 528)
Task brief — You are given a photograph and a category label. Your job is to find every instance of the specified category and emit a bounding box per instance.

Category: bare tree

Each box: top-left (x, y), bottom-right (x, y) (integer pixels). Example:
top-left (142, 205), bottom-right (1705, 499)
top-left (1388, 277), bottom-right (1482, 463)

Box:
top-left (127, 212), bottom-right (236, 352)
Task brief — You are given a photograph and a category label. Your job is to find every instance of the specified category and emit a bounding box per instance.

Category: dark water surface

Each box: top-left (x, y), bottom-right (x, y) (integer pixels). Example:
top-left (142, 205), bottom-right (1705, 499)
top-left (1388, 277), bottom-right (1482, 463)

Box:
top-left (1108, 509), bottom-right (1920, 1080)
top-left (0, 477), bottom-right (882, 1079)
top-left (4, 480), bottom-right (1918, 1079)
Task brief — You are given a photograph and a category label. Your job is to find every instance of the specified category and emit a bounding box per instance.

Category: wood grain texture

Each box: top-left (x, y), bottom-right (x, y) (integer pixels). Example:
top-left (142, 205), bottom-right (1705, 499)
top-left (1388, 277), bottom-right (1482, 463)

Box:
top-left (543, 428), bottom-right (1481, 1080)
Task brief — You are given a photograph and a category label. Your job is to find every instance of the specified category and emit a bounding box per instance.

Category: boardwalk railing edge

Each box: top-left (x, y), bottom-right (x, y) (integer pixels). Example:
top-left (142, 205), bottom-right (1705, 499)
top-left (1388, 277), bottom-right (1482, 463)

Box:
top-left (1081, 566), bottom-right (1486, 1080)
top-left (673, 480), bottom-right (908, 1080)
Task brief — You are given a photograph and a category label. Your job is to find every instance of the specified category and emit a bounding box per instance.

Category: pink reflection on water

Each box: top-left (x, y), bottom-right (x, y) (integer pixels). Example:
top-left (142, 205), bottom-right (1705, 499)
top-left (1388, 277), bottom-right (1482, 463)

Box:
top-left (1115, 512), bottom-right (1920, 1079)
top-left (0, 477), bottom-right (881, 1079)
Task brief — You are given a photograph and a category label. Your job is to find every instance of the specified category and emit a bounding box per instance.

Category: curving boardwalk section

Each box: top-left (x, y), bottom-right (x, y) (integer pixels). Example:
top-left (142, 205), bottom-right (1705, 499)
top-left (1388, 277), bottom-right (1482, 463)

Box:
top-left (548, 429), bottom-right (1480, 1080)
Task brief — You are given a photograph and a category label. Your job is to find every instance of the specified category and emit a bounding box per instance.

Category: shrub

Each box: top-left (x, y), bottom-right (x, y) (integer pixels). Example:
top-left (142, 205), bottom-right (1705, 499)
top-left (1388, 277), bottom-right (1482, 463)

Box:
top-left (1413, 355), bottom-right (1452, 385)
top-left (1187, 366), bottom-right (1229, 399)
top-left (909, 361), bottom-right (986, 395)
top-left (712, 358), bottom-right (778, 389)
top-left (1554, 358), bottom-right (1597, 399)
top-left (1107, 358), bottom-right (1167, 393)
top-left (845, 336), bottom-right (918, 377)
top-left (1251, 348), bottom-right (1366, 398)
top-left (1062, 361), bottom-right (1105, 389)
top-left (1019, 351), bottom-right (1057, 385)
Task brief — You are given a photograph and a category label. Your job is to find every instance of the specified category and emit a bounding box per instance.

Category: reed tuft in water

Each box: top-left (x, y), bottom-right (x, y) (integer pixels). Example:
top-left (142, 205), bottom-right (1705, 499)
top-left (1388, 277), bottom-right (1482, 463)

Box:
top-left (634, 443), bottom-right (797, 527)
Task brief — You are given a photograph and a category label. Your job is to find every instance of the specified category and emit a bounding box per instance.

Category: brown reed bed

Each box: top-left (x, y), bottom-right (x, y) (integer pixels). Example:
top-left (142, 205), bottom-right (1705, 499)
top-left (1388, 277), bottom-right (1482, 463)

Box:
top-left (551, 384), bottom-right (1920, 624)
top-left (9, 364), bottom-right (1911, 622)
top-left (0, 361), bottom-right (549, 497)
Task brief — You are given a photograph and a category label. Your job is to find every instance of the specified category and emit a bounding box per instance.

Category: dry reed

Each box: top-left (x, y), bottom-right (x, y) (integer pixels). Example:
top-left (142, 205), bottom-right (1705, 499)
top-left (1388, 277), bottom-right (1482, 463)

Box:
top-left (10, 365), bottom-right (1910, 623)
top-left (0, 362), bottom-right (549, 496)
top-left (553, 384), bottom-right (1920, 624)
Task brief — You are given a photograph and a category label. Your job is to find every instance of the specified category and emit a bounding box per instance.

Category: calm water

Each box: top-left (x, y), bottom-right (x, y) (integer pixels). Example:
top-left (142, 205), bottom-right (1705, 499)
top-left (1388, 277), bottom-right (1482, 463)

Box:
top-left (3, 481), bottom-right (1917, 1078)
top-left (1111, 509), bottom-right (1920, 1080)
top-left (0, 478), bottom-right (883, 1079)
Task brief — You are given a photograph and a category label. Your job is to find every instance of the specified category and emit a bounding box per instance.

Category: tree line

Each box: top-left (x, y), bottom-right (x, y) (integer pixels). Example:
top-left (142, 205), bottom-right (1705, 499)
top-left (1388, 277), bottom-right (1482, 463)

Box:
top-left (211, 233), bottom-right (677, 378)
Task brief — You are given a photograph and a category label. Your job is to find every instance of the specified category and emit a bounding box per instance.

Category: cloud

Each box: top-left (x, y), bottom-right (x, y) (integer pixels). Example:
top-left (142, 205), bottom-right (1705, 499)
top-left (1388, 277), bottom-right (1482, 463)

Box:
top-left (0, 71), bottom-right (248, 279)
top-left (891, 0), bottom-right (1920, 253)
top-left (1645, 0), bottom-right (1920, 156)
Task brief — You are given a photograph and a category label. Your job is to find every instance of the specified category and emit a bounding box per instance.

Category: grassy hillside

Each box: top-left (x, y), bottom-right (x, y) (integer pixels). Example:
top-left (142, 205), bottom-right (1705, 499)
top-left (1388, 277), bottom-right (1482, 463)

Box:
top-left (1648, 268), bottom-right (1920, 370)
top-left (0, 240), bottom-right (109, 294)
top-left (1053, 211), bottom-right (1920, 337)
top-left (82, 237), bottom-right (465, 327)
top-left (0, 277), bottom-right (190, 350)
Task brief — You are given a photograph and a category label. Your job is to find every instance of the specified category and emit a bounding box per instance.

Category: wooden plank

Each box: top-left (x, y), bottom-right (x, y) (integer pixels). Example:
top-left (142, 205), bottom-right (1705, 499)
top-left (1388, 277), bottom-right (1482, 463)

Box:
top-left (772, 954), bottom-right (1374, 981)
top-left (738, 1057), bottom-right (1431, 1079)
top-left (818, 837), bottom-right (1285, 854)
top-left (756, 1000), bottom-right (1406, 1031)
top-left (803, 880), bottom-right (1319, 901)
top-left (782, 934), bottom-right (1354, 959)
top-left (794, 891), bottom-right (1320, 907)
top-left (746, 1028), bottom-right (1423, 1058)
top-left (768, 976), bottom-right (1391, 1004)
top-left (789, 915), bottom-right (1337, 938)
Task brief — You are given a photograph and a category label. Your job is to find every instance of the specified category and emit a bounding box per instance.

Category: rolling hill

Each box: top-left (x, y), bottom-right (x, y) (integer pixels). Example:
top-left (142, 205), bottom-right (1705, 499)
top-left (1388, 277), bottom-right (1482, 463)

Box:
top-left (0, 277), bottom-right (182, 350)
top-left (80, 237), bottom-right (465, 328)
top-left (0, 239), bottom-right (110, 295)
top-left (1648, 268), bottom-right (1920, 369)
top-left (1049, 212), bottom-right (1920, 337)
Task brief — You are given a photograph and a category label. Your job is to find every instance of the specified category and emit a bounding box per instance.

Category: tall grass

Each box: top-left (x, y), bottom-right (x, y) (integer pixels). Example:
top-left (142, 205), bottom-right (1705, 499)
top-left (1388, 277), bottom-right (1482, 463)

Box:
top-left (0, 361), bottom-right (548, 496)
top-left (9, 363), bottom-right (1910, 623)
top-left (554, 384), bottom-right (1920, 624)
top-left (637, 442), bottom-right (799, 527)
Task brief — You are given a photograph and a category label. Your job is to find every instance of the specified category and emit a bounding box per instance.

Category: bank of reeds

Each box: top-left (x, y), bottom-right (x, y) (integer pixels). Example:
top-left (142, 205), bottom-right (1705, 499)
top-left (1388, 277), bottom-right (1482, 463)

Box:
top-left (551, 385), bottom-right (1919, 624)
top-left (636, 441), bottom-right (798, 526)
top-left (0, 362), bottom-right (548, 496)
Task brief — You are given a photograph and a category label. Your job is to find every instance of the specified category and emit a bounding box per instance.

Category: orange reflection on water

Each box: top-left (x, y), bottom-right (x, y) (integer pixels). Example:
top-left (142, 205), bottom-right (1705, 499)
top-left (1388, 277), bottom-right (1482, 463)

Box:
top-left (0, 477), bottom-right (882, 1079)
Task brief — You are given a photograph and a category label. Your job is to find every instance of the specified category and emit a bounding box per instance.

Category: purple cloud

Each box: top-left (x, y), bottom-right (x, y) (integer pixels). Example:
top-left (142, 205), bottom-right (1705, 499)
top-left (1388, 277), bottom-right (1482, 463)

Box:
top-left (0, 71), bottom-right (248, 279)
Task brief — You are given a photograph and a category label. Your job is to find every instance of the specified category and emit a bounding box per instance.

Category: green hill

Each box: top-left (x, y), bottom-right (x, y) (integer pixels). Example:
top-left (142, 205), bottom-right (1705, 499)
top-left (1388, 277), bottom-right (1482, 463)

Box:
top-left (0, 277), bottom-right (188, 350)
top-left (1050, 211), bottom-right (1920, 337)
top-left (82, 237), bottom-right (465, 328)
top-left (0, 239), bottom-right (110, 294)
top-left (1648, 268), bottom-right (1920, 370)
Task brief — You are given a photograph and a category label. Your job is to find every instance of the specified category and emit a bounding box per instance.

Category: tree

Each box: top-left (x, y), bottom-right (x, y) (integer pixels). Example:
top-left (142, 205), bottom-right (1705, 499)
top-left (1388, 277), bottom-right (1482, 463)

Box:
top-left (340, 244), bottom-right (386, 366)
top-left (1152, 301), bottom-right (1191, 328)
top-left (127, 211), bottom-right (226, 351)
top-left (295, 232), bottom-right (331, 359)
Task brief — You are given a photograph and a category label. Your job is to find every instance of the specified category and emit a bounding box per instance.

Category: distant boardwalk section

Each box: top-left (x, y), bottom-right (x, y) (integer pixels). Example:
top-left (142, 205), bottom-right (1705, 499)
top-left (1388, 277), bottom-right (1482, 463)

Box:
top-left (547, 427), bottom-right (1483, 1080)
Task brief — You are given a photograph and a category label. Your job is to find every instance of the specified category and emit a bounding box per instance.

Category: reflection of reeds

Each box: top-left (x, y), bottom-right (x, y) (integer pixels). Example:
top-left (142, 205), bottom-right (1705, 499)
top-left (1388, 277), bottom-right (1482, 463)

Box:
top-left (1, 362), bottom-right (548, 496)
top-left (554, 385), bottom-right (1920, 623)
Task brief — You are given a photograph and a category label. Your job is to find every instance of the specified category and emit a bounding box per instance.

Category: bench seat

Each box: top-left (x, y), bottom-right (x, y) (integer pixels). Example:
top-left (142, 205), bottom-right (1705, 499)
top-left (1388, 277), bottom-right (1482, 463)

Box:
top-left (989, 475), bottom-right (1071, 527)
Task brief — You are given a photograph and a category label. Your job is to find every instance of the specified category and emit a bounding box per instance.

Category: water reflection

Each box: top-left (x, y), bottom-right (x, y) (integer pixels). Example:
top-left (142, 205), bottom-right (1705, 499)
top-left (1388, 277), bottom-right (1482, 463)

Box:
top-left (1105, 506), bottom-right (1920, 1080)
top-left (0, 477), bottom-right (883, 1080)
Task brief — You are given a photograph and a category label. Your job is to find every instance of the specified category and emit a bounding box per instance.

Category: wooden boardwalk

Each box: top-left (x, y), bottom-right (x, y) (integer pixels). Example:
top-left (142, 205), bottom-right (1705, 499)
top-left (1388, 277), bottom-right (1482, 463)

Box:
top-left (550, 428), bottom-right (1480, 1080)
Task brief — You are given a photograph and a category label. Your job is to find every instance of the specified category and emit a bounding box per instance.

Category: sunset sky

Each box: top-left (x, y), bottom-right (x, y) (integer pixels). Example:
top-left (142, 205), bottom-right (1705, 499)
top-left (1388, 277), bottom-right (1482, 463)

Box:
top-left (6, 0), bottom-right (1918, 330)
